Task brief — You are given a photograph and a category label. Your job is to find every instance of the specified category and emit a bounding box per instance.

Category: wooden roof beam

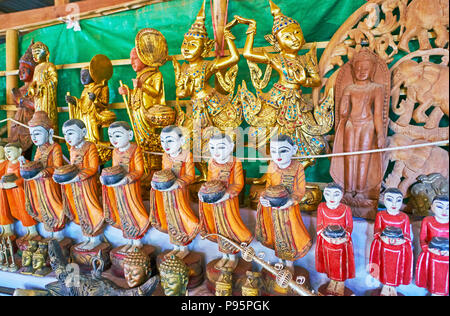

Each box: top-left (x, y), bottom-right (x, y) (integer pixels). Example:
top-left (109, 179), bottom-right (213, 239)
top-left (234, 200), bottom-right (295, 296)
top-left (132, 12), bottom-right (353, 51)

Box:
top-left (0, 0), bottom-right (168, 36)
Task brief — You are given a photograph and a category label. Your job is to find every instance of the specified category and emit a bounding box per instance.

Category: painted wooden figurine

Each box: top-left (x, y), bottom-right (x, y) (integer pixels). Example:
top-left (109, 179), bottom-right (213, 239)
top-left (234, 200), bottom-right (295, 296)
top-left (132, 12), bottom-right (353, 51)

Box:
top-left (198, 133), bottom-right (253, 270)
top-left (150, 125), bottom-right (199, 258)
top-left (24, 111), bottom-right (65, 240)
top-left (315, 183), bottom-right (355, 296)
top-left (0, 143), bottom-right (38, 239)
top-left (330, 48), bottom-right (389, 219)
top-left (102, 121), bottom-right (150, 251)
top-left (416, 195), bottom-right (449, 296)
top-left (10, 40), bottom-right (37, 159)
top-left (57, 119), bottom-right (104, 250)
top-left (27, 41), bottom-right (58, 131)
top-left (257, 134), bottom-right (312, 272)
top-left (369, 188), bottom-right (413, 296)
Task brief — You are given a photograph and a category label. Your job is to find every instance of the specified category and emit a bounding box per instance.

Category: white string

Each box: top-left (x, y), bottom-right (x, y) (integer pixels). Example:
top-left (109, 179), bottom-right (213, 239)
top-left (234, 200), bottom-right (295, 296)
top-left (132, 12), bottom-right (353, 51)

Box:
top-left (1, 117), bottom-right (448, 161)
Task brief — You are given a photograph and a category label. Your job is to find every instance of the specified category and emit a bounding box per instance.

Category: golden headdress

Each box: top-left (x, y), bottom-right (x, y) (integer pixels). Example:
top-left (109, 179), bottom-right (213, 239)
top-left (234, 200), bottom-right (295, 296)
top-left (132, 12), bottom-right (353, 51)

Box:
top-left (19, 39), bottom-right (37, 68)
top-left (269, 0), bottom-right (300, 35)
top-left (185, 0), bottom-right (209, 39)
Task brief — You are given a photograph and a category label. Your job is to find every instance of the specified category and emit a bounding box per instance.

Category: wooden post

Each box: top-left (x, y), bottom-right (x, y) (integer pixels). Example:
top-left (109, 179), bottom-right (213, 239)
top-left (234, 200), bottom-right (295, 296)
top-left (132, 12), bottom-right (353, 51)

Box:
top-left (5, 29), bottom-right (19, 135)
top-left (55, 0), bottom-right (70, 6)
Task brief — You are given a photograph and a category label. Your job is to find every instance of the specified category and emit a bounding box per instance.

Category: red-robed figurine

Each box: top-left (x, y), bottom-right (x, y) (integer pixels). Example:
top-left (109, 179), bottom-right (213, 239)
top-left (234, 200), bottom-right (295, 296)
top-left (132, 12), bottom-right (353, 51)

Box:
top-left (416, 195), bottom-right (449, 296)
top-left (316, 183), bottom-right (355, 296)
top-left (369, 188), bottom-right (413, 296)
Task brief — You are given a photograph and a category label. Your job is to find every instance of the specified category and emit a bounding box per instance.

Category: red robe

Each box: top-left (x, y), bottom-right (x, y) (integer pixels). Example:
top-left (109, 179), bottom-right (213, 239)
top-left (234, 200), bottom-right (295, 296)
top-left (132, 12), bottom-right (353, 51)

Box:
top-left (415, 216), bottom-right (449, 295)
top-left (369, 211), bottom-right (413, 287)
top-left (315, 202), bottom-right (355, 281)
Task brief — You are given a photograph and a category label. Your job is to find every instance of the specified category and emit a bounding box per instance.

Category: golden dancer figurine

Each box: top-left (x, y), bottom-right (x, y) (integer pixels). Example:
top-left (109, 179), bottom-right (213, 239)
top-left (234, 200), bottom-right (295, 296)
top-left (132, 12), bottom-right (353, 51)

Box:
top-left (27, 41), bottom-right (58, 131)
top-left (119, 28), bottom-right (175, 174)
top-left (172, 1), bottom-right (243, 179)
top-left (235, 0), bottom-right (334, 164)
top-left (66, 54), bottom-right (116, 164)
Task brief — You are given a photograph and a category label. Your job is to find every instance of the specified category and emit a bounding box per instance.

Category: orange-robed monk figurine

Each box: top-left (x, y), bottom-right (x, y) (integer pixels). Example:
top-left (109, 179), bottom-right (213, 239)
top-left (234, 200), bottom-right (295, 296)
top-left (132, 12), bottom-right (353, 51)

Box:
top-left (198, 133), bottom-right (253, 270)
top-left (257, 134), bottom-right (312, 272)
top-left (102, 121), bottom-right (150, 252)
top-left (25, 111), bottom-right (66, 239)
top-left (150, 125), bottom-right (200, 259)
top-left (57, 119), bottom-right (104, 250)
top-left (0, 143), bottom-right (39, 239)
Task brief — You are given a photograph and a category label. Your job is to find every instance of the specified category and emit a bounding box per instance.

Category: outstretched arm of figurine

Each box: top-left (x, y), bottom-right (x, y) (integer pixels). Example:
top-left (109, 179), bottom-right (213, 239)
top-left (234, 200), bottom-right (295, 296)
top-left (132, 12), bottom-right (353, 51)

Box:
top-left (301, 43), bottom-right (321, 87)
top-left (211, 18), bottom-right (240, 73)
top-left (235, 15), bottom-right (270, 65)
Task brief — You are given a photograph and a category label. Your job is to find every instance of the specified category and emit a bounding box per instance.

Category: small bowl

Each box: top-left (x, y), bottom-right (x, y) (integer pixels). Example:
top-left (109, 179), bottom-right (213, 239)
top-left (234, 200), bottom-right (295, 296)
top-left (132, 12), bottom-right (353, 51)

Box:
top-left (323, 225), bottom-right (346, 239)
top-left (199, 180), bottom-right (227, 204)
top-left (20, 161), bottom-right (44, 180)
top-left (152, 169), bottom-right (176, 191)
top-left (263, 185), bottom-right (290, 208)
top-left (101, 166), bottom-right (127, 186)
top-left (1, 173), bottom-right (18, 184)
top-left (53, 165), bottom-right (79, 184)
top-left (429, 237), bottom-right (449, 252)
top-left (381, 226), bottom-right (404, 239)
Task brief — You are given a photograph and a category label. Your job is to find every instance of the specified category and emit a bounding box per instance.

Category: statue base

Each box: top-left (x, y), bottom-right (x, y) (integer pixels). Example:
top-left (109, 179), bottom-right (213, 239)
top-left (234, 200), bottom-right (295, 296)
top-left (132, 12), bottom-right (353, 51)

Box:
top-left (156, 250), bottom-right (204, 289)
top-left (70, 242), bottom-right (112, 272)
top-left (318, 282), bottom-right (354, 296)
top-left (110, 244), bottom-right (156, 278)
top-left (248, 183), bottom-right (322, 211)
top-left (367, 288), bottom-right (405, 296)
top-left (205, 258), bottom-right (252, 295)
top-left (261, 266), bottom-right (311, 296)
top-left (343, 194), bottom-right (378, 219)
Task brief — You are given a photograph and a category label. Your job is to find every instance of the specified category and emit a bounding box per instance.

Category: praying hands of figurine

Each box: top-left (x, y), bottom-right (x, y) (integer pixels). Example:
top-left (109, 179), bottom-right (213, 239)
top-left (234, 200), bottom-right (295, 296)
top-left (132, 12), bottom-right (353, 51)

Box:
top-left (428, 247), bottom-right (449, 257)
top-left (380, 235), bottom-right (406, 246)
top-left (0, 182), bottom-right (17, 189)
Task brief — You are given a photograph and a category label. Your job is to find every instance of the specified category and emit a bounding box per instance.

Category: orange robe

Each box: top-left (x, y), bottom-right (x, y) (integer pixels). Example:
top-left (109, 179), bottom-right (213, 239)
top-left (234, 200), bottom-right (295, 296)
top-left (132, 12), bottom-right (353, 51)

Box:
top-left (62, 141), bottom-right (104, 237)
top-left (150, 150), bottom-right (199, 246)
top-left (256, 160), bottom-right (312, 261)
top-left (199, 158), bottom-right (253, 254)
top-left (103, 144), bottom-right (150, 239)
top-left (0, 160), bottom-right (37, 227)
top-left (24, 143), bottom-right (65, 232)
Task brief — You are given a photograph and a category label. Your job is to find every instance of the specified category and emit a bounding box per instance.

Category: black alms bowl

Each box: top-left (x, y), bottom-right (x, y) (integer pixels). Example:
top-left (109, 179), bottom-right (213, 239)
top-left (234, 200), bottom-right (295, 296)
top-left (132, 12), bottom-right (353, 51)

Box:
top-left (381, 226), bottom-right (404, 239)
top-left (263, 185), bottom-right (290, 208)
top-left (20, 161), bottom-right (44, 180)
top-left (53, 165), bottom-right (79, 184)
top-left (429, 237), bottom-right (449, 252)
top-left (323, 225), bottom-right (346, 239)
top-left (152, 169), bottom-right (176, 191)
top-left (101, 166), bottom-right (127, 186)
top-left (199, 180), bottom-right (227, 204)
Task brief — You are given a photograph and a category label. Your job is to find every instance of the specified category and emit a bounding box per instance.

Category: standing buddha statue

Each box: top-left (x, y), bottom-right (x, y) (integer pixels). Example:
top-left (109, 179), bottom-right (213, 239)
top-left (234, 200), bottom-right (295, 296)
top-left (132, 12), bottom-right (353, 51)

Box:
top-left (66, 54), bottom-right (116, 164)
top-left (27, 41), bottom-right (58, 131)
top-left (235, 0), bottom-right (334, 163)
top-left (172, 1), bottom-right (243, 179)
top-left (118, 28), bottom-right (174, 174)
top-left (9, 40), bottom-right (37, 159)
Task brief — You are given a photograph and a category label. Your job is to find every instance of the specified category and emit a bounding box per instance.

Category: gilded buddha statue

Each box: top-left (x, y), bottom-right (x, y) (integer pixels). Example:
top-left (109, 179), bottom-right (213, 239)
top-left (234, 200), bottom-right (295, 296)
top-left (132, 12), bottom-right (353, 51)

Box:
top-left (66, 54), bottom-right (116, 164)
top-left (172, 1), bottom-right (243, 179)
top-left (235, 0), bottom-right (334, 166)
top-left (27, 41), bottom-right (58, 132)
top-left (119, 28), bottom-right (175, 174)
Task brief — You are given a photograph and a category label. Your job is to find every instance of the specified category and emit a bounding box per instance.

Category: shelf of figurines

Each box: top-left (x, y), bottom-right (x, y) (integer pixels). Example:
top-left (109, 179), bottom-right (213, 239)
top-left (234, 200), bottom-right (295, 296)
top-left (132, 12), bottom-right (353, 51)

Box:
top-left (0, 201), bottom-right (433, 296)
